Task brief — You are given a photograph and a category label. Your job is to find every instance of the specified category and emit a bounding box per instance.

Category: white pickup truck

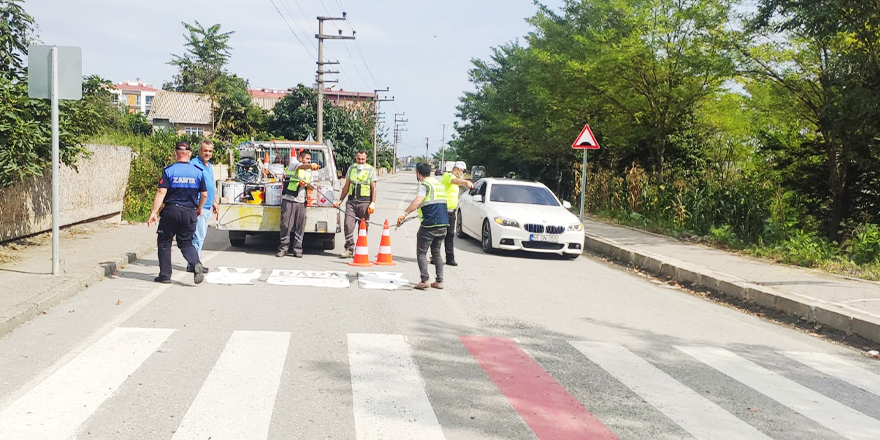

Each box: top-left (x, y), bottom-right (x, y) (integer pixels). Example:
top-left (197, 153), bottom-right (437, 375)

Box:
top-left (215, 140), bottom-right (342, 250)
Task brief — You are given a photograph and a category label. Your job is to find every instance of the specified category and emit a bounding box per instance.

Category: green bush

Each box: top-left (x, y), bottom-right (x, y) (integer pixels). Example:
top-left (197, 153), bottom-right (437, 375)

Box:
top-left (778, 230), bottom-right (838, 267)
top-left (848, 223), bottom-right (880, 265)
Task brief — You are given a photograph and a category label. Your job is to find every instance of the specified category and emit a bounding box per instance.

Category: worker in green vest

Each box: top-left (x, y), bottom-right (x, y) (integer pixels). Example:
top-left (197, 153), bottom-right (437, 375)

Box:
top-left (333, 151), bottom-right (377, 258)
top-left (397, 163), bottom-right (449, 290)
top-left (433, 161), bottom-right (474, 266)
top-left (277, 150), bottom-right (320, 258)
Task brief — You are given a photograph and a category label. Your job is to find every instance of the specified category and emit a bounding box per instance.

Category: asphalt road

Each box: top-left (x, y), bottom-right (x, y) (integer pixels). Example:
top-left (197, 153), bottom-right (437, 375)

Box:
top-left (1, 173), bottom-right (879, 440)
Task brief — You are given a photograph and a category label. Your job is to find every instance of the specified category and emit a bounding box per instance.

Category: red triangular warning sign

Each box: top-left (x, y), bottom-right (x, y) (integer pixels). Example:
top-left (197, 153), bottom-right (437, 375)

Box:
top-left (572, 124), bottom-right (600, 150)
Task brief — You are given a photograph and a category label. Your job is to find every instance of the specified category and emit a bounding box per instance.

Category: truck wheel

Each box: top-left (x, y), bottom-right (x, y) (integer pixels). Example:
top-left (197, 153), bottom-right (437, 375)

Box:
top-left (229, 231), bottom-right (247, 247)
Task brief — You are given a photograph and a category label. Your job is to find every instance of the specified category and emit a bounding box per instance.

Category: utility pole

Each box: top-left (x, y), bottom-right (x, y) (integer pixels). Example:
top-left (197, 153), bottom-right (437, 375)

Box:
top-left (439, 123), bottom-right (447, 168)
top-left (425, 137), bottom-right (430, 167)
top-left (372, 88), bottom-right (394, 168)
top-left (316, 14), bottom-right (354, 144)
top-left (393, 112), bottom-right (407, 174)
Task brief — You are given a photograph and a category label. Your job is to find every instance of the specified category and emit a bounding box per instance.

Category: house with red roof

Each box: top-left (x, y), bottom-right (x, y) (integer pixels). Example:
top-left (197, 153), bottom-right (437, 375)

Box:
top-left (110, 81), bottom-right (158, 115)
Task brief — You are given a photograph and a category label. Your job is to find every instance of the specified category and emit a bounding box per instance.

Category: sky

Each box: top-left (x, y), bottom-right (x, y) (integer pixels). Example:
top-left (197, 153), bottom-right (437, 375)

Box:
top-left (25, 0), bottom-right (564, 159)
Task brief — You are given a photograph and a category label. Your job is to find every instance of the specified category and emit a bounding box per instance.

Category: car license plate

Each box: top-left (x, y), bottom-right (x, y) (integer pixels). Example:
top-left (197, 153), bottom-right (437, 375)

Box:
top-left (530, 234), bottom-right (558, 243)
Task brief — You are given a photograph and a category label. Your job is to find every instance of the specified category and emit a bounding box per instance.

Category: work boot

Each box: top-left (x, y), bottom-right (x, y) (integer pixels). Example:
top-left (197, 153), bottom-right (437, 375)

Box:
top-left (414, 281), bottom-right (430, 290)
top-left (153, 276), bottom-right (171, 284)
top-left (186, 265), bottom-right (209, 273)
top-left (276, 250), bottom-right (286, 258)
top-left (340, 250), bottom-right (353, 258)
top-left (431, 281), bottom-right (444, 289)
top-left (193, 263), bottom-right (205, 284)
top-left (445, 259), bottom-right (458, 267)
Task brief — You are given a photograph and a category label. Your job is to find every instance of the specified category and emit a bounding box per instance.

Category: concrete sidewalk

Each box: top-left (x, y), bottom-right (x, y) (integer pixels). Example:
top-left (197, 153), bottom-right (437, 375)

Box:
top-left (584, 217), bottom-right (880, 344)
top-left (0, 220), bottom-right (157, 335)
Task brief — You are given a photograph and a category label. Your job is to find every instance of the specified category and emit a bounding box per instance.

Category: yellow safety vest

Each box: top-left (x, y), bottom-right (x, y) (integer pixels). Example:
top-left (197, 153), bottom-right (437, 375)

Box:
top-left (442, 172), bottom-right (460, 211)
top-left (285, 168), bottom-right (312, 193)
top-left (347, 164), bottom-right (374, 199)
top-left (418, 176), bottom-right (449, 228)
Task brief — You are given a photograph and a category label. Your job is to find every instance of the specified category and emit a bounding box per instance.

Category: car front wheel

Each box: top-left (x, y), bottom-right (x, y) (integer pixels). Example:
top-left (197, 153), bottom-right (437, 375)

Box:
top-left (481, 220), bottom-right (495, 254)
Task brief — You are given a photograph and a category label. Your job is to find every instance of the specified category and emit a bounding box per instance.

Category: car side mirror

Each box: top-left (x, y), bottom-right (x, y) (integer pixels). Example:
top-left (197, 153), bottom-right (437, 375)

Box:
top-left (563, 201), bottom-right (572, 209)
top-left (473, 194), bottom-right (483, 203)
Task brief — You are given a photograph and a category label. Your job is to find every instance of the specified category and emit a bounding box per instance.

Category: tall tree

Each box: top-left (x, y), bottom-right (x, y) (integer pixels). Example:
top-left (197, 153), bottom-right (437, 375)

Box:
top-left (165, 21), bottom-right (233, 95)
top-left (0, 0), bottom-right (36, 81)
top-left (742, 0), bottom-right (880, 241)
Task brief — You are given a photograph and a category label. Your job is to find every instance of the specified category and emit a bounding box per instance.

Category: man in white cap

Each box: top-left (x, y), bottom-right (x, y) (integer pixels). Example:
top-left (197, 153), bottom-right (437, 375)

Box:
top-left (435, 160), bottom-right (474, 266)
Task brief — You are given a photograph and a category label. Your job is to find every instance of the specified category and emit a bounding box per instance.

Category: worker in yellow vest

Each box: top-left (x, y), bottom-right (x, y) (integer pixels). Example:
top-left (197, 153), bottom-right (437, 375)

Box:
top-left (277, 150), bottom-right (320, 258)
top-left (333, 151), bottom-right (377, 258)
top-left (433, 161), bottom-right (474, 266)
top-left (397, 163), bottom-right (448, 290)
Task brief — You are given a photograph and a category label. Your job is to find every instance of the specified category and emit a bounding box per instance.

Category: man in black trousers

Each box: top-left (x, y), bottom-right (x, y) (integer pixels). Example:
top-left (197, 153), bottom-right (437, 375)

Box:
top-left (147, 141), bottom-right (207, 284)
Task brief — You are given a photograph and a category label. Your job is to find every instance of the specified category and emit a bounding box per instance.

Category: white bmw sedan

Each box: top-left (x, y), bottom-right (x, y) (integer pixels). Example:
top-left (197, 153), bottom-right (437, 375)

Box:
top-left (456, 178), bottom-right (585, 258)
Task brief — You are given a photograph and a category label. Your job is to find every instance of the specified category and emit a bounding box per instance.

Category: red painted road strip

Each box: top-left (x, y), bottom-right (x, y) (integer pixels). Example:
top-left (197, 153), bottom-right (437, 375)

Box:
top-left (460, 336), bottom-right (620, 440)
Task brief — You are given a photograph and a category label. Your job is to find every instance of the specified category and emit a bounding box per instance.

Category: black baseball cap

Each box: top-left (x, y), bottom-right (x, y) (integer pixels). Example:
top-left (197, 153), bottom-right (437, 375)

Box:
top-left (175, 142), bottom-right (191, 151)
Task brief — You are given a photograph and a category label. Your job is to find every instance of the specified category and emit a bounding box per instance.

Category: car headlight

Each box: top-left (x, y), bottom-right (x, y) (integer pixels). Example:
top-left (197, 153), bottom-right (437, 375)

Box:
top-left (568, 222), bottom-right (584, 231)
top-left (494, 217), bottom-right (520, 228)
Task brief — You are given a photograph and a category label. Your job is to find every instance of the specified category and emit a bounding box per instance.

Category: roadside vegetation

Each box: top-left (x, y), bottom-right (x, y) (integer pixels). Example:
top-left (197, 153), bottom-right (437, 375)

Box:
top-left (449, 0), bottom-right (880, 280)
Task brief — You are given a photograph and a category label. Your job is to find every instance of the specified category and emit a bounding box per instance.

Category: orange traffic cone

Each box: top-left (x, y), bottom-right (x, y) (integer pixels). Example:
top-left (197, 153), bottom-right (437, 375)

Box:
top-left (349, 219), bottom-right (374, 267)
top-left (374, 219), bottom-right (397, 265)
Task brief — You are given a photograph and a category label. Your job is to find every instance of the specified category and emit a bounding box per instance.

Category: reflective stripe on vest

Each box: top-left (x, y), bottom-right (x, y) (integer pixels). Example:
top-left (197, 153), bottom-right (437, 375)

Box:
top-left (348, 164), bottom-right (374, 198)
top-left (286, 168), bottom-right (312, 192)
top-left (418, 176), bottom-right (449, 228)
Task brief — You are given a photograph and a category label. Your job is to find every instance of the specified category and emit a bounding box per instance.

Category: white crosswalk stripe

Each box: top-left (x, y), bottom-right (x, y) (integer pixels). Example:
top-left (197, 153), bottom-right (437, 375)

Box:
top-left (171, 331), bottom-right (291, 440)
top-left (0, 327), bottom-right (175, 440)
top-left (571, 341), bottom-right (773, 440)
top-left (783, 351), bottom-right (880, 397)
top-left (347, 333), bottom-right (446, 440)
top-left (678, 346), bottom-right (880, 440)
top-left (6, 327), bottom-right (880, 440)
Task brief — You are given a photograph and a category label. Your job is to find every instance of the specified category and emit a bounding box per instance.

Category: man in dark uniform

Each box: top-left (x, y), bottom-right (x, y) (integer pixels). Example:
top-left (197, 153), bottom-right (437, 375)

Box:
top-left (147, 141), bottom-right (208, 284)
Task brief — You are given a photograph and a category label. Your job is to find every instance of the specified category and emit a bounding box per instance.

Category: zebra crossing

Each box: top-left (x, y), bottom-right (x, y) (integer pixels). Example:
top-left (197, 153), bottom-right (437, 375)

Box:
top-left (1, 327), bottom-right (879, 440)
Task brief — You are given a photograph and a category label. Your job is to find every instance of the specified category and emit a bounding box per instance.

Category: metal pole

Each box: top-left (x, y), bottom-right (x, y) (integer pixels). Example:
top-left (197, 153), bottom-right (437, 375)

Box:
top-left (316, 19), bottom-right (324, 145)
top-left (440, 124), bottom-right (446, 167)
top-left (51, 47), bottom-right (60, 275)
top-left (579, 149), bottom-right (587, 221)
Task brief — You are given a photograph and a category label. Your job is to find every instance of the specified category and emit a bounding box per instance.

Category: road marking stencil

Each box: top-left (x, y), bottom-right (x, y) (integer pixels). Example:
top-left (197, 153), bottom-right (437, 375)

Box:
top-left (204, 266), bottom-right (262, 285)
top-left (266, 269), bottom-right (350, 288)
top-left (357, 272), bottom-right (409, 290)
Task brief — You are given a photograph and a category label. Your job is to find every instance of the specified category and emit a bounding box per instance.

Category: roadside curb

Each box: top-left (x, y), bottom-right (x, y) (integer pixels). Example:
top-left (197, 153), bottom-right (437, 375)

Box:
top-left (0, 241), bottom-right (156, 337)
top-left (584, 233), bottom-right (880, 344)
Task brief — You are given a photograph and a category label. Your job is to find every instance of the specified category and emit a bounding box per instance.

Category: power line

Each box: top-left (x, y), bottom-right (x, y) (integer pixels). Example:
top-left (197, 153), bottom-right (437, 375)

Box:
top-left (330, 0), bottom-right (384, 90)
top-left (280, 0), bottom-right (357, 88)
top-left (269, 0), bottom-right (317, 60)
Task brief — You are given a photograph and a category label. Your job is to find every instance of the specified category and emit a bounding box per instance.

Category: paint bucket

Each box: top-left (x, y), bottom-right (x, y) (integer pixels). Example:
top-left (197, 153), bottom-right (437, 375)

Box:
top-left (264, 183), bottom-right (282, 205)
top-left (267, 163), bottom-right (285, 179)
top-left (223, 181), bottom-right (245, 203)
top-left (313, 184), bottom-right (334, 206)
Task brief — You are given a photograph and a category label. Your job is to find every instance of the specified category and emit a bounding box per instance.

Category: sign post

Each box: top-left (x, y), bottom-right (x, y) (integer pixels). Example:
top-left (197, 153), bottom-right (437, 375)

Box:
top-left (28, 45), bottom-right (82, 275)
top-left (571, 124), bottom-right (600, 221)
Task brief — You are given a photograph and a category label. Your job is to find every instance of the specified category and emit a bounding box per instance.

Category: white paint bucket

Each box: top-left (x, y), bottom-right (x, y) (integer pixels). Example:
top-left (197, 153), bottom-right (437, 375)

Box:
top-left (313, 184), bottom-right (334, 206)
top-left (264, 183), bottom-right (283, 205)
top-left (223, 181), bottom-right (245, 203)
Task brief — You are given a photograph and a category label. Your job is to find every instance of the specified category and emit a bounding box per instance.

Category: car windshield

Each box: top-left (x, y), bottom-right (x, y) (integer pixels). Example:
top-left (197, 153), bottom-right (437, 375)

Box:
top-left (488, 184), bottom-right (559, 206)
